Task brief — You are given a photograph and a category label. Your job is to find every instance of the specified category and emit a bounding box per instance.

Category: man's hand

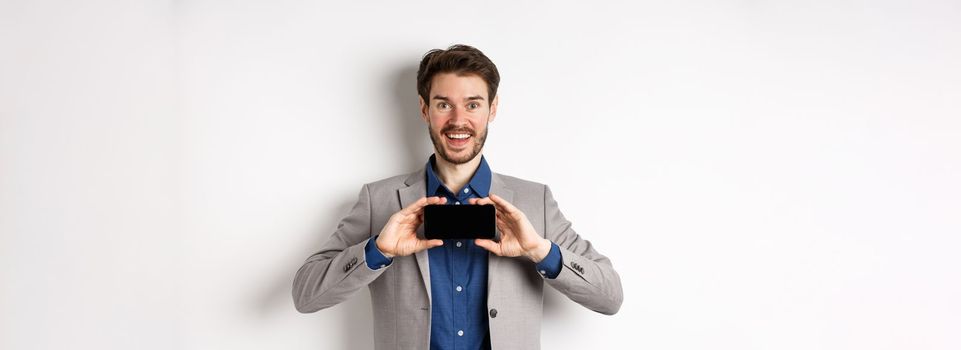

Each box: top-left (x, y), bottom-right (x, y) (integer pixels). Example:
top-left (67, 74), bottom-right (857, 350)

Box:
top-left (375, 196), bottom-right (446, 258)
top-left (469, 194), bottom-right (552, 263)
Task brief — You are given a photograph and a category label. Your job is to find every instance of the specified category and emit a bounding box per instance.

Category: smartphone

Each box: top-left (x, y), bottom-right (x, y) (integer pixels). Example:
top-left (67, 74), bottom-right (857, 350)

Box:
top-left (424, 204), bottom-right (496, 240)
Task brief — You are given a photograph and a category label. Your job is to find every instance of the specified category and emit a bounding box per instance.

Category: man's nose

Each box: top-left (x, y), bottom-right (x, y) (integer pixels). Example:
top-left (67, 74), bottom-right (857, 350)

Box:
top-left (448, 105), bottom-right (465, 122)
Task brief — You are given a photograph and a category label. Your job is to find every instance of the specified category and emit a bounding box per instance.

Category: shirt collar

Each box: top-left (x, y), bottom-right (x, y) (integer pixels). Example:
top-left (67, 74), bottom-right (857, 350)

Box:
top-left (425, 154), bottom-right (492, 198)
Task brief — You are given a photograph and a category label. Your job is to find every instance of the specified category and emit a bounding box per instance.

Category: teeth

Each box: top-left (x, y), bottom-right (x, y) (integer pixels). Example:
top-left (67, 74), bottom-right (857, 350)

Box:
top-left (447, 133), bottom-right (470, 139)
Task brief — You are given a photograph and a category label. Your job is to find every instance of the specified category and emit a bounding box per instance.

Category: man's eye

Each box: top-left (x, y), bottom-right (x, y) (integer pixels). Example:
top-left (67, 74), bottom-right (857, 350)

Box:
top-left (467, 102), bottom-right (479, 109)
top-left (437, 103), bottom-right (450, 109)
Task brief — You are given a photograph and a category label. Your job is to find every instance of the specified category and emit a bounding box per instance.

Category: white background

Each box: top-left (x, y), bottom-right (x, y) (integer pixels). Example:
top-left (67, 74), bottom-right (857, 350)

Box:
top-left (2, 1), bottom-right (960, 349)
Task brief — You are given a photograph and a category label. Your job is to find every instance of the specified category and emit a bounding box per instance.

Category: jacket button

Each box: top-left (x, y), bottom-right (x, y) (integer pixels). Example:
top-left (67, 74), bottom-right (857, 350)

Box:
top-left (489, 308), bottom-right (498, 318)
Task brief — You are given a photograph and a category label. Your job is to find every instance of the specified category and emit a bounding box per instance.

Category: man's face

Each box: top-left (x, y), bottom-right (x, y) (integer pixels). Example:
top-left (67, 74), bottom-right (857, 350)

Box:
top-left (420, 72), bottom-right (498, 165)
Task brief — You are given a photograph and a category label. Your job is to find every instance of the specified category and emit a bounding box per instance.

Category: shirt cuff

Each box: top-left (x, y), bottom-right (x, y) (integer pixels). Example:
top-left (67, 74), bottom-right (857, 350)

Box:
top-left (364, 235), bottom-right (393, 270)
top-left (535, 242), bottom-right (562, 279)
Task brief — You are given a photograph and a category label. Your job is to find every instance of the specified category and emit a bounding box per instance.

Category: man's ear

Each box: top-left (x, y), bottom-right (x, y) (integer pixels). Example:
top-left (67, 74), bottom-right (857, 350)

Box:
top-left (488, 95), bottom-right (499, 123)
top-left (419, 96), bottom-right (429, 123)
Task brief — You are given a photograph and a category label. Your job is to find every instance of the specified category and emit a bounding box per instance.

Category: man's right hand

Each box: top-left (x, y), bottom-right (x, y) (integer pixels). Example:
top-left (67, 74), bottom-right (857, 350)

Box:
top-left (375, 196), bottom-right (446, 258)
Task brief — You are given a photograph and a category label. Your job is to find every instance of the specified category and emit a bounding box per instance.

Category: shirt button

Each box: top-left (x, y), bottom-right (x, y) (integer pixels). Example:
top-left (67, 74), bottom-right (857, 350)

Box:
top-left (455, 201), bottom-right (460, 205)
top-left (457, 330), bottom-right (464, 336)
top-left (380, 264), bottom-right (386, 268)
top-left (455, 241), bottom-right (463, 247)
top-left (464, 188), bottom-right (470, 193)
top-left (456, 285), bottom-right (462, 292)
top-left (539, 270), bottom-right (547, 275)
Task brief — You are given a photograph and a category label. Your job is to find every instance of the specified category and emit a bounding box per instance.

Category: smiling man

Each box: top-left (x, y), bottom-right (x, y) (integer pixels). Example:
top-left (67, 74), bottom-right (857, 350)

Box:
top-left (293, 44), bottom-right (623, 350)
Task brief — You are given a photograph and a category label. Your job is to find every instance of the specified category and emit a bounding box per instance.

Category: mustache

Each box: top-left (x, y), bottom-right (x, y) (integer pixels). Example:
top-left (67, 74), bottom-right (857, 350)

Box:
top-left (439, 126), bottom-right (474, 135)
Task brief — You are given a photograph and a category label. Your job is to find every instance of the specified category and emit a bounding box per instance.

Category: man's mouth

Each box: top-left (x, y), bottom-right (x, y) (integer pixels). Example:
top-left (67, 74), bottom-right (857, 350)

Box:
top-left (444, 132), bottom-right (472, 148)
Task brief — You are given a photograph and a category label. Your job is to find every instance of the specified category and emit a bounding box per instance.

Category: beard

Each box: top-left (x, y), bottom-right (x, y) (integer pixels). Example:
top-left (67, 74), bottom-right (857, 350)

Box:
top-left (428, 123), bottom-right (488, 165)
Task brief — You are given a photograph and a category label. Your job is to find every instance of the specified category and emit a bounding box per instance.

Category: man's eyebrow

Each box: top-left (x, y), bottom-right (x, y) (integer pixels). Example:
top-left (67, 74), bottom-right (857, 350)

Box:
top-left (431, 95), bottom-right (486, 101)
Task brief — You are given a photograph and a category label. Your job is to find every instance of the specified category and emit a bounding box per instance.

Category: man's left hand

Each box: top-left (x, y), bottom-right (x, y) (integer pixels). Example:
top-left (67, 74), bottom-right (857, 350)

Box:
top-left (469, 194), bottom-right (552, 263)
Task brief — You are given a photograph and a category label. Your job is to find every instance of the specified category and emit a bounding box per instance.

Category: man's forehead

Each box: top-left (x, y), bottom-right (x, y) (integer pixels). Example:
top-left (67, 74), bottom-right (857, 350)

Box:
top-left (429, 73), bottom-right (489, 100)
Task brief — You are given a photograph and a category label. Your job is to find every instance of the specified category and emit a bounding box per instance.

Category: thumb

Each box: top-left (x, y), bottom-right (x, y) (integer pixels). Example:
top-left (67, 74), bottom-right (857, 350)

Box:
top-left (474, 239), bottom-right (501, 255)
top-left (417, 239), bottom-right (444, 251)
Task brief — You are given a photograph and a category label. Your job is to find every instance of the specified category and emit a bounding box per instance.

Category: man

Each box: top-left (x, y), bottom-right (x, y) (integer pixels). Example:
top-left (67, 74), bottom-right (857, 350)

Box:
top-left (293, 44), bottom-right (623, 349)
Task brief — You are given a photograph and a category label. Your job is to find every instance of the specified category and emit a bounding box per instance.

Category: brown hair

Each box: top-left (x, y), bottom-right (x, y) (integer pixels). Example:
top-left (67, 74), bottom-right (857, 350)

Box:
top-left (417, 44), bottom-right (500, 106)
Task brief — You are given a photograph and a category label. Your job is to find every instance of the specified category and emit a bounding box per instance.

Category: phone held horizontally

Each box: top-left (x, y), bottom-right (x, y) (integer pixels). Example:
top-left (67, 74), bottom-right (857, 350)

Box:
top-left (423, 204), bottom-right (496, 240)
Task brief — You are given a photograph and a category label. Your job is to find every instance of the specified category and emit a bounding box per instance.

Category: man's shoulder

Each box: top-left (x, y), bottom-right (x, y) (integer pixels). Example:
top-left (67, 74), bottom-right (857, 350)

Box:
top-left (492, 172), bottom-right (547, 193)
top-left (363, 171), bottom-right (415, 190)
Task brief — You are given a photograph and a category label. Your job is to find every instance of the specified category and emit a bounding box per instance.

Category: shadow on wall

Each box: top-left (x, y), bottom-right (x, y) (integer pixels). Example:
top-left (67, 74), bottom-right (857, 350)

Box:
top-left (393, 63), bottom-right (433, 171)
top-left (254, 62), bottom-right (428, 348)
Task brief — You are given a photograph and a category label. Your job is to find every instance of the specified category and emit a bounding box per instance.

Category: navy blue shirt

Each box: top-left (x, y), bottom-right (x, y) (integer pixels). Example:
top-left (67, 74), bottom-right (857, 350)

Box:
top-left (365, 154), bottom-right (562, 350)
top-left (423, 154), bottom-right (493, 349)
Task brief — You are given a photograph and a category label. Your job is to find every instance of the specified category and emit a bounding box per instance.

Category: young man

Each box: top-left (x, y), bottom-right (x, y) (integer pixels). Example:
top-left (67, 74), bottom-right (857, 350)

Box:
top-left (293, 44), bottom-right (623, 349)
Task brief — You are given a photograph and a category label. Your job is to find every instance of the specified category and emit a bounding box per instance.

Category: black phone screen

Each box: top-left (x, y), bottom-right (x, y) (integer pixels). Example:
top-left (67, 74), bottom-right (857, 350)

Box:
top-left (424, 204), bottom-right (496, 240)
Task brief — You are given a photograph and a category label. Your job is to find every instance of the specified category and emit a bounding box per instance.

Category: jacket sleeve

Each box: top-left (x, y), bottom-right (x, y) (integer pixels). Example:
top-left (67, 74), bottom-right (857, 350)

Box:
top-left (541, 185), bottom-right (624, 315)
top-left (292, 184), bottom-right (387, 313)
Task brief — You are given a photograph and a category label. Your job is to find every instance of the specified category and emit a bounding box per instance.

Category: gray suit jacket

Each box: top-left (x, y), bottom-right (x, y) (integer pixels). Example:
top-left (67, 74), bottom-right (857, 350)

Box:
top-left (293, 167), bottom-right (623, 349)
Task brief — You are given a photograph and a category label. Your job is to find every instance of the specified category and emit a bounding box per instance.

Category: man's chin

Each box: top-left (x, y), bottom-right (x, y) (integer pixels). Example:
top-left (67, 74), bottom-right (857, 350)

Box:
top-left (439, 148), bottom-right (479, 165)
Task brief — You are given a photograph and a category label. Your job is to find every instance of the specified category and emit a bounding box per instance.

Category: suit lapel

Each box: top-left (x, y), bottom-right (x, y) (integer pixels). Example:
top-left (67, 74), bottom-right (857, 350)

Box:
top-left (487, 172), bottom-right (514, 293)
top-left (398, 168), bottom-right (432, 302)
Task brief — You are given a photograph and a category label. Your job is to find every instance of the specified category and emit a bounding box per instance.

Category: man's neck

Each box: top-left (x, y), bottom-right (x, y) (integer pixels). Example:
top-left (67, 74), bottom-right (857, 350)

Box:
top-left (433, 153), bottom-right (483, 194)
